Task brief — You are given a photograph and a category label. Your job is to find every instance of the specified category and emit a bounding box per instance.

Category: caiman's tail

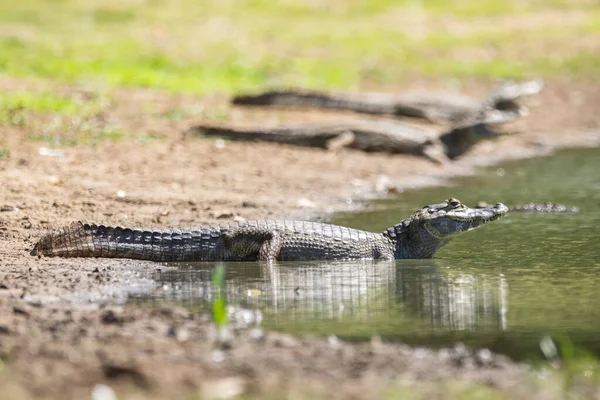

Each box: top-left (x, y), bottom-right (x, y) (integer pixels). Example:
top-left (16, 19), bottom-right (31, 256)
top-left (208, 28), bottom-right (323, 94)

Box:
top-left (192, 126), bottom-right (270, 143)
top-left (30, 223), bottom-right (209, 261)
top-left (233, 90), bottom-right (347, 108)
top-left (31, 222), bottom-right (95, 258)
top-left (232, 90), bottom-right (405, 116)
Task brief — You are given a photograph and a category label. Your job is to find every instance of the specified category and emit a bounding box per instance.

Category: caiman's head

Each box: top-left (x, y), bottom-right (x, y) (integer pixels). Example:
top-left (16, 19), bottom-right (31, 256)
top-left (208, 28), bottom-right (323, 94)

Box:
top-left (416, 197), bottom-right (507, 238)
top-left (392, 198), bottom-right (508, 258)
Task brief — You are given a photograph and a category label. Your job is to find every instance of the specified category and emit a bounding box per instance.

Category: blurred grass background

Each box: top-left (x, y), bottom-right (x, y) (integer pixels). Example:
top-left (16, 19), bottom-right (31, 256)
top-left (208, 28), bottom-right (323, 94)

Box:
top-left (0, 0), bottom-right (599, 93)
top-left (0, 0), bottom-right (598, 147)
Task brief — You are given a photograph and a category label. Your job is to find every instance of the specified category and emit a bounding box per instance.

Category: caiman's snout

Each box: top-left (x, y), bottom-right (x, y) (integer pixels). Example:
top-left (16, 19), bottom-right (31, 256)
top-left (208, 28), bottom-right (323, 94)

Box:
top-left (490, 202), bottom-right (509, 218)
top-left (458, 201), bottom-right (508, 223)
top-left (420, 198), bottom-right (508, 239)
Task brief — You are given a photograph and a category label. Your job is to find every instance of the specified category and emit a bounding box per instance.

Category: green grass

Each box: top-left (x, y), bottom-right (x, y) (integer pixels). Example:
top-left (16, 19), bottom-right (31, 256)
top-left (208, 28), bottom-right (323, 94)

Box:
top-left (211, 264), bottom-right (229, 332)
top-left (0, 90), bottom-right (107, 116)
top-left (0, 0), bottom-right (599, 95)
top-left (0, 88), bottom-right (130, 145)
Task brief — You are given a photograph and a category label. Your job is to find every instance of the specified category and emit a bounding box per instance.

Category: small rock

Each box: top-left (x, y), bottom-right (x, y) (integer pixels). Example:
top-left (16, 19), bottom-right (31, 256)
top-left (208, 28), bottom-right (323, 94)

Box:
top-left (91, 384), bottom-right (117, 400)
top-left (214, 211), bottom-right (234, 219)
top-left (450, 342), bottom-right (470, 366)
top-left (233, 215), bottom-right (246, 222)
top-left (228, 306), bottom-right (263, 327)
top-left (414, 347), bottom-right (429, 359)
top-left (246, 289), bottom-right (262, 297)
top-left (0, 205), bottom-right (17, 212)
top-left (296, 198), bottom-right (316, 208)
top-left (211, 349), bottom-right (225, 363)
top-left (476, 348), bottom-right (493, 366)
top-left (215, 139), bottom-right (226, 150)
top-left (116, 190), bottom-right (126, 198)
top-left (202, 377), bottom-right (245, 399)
top-left (38, 147), bottom-right (64, 158)
top-left (374, 175), bottom-right (393, 194)
top-left (351, 179), bottom-right (364, 187)
top-left (47, 176), bottom-right (62, 185)
top-left (328, 335), bottom-right (341, 347)
top-left (167, 326), bottom-right (190, 342)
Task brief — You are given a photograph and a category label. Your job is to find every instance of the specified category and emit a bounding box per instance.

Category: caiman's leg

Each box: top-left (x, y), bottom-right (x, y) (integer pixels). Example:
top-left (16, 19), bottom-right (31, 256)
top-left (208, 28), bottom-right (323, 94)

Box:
top-left (258, 231), bottom-right (283, 262)
top-left (221, 228), bottom-right (282, 262)
top-left (421, 142), bottom-right (449, 165)
top-left (325, 131), bottom-right (355, 150)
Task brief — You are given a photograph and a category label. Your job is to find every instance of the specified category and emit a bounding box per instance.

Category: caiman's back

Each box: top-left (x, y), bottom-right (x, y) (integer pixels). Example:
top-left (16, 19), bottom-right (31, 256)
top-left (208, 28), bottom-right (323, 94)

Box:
top-left (31, 220), bottom-right (393, 262)
top-left (250, 220), bottom-right (391, 260)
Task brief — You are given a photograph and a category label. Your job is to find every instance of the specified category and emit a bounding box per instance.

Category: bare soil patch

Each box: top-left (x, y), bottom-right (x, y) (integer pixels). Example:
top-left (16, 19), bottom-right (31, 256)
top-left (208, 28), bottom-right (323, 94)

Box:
top-left (1, 78), bottom-right (599, 399)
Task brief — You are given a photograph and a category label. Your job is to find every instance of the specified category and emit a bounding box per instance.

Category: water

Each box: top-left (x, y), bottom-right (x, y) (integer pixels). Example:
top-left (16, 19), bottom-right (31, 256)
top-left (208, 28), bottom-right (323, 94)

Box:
top-left (132, 147), bottom-right (600, 360)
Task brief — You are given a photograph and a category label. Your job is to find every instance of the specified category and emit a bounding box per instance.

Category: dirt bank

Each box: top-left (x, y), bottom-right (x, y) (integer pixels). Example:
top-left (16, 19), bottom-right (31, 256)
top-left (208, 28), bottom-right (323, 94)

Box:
top-left (1, 78), bottom-right (599, 399)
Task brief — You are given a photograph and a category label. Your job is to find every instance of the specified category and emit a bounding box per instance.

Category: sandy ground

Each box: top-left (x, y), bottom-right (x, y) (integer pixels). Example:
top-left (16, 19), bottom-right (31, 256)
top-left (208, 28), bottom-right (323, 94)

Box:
top-left (1, 78), bottom-right (600, 399)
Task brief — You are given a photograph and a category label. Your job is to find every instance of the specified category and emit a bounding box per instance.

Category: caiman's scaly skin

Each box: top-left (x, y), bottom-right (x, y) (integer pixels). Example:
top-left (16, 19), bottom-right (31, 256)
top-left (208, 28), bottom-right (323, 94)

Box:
top-left (193, 119), bottom-right (501, 163)
top-left (196, 81), bottom-right (542, 163)
top-left (232, 80), bottom-right (543, 127)
top-left (31, 198), bottom-right (508, 262)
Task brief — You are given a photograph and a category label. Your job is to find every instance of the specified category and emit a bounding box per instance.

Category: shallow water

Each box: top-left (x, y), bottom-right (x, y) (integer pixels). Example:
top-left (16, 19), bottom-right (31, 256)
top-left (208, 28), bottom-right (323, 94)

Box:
top-left (133, 147), bottom-right (600, 360)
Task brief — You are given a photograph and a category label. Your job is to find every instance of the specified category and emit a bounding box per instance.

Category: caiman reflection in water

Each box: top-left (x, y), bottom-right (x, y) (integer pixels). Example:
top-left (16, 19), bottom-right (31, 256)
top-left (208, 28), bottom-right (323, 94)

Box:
top-left (139, 260), bottom-right (509, 343)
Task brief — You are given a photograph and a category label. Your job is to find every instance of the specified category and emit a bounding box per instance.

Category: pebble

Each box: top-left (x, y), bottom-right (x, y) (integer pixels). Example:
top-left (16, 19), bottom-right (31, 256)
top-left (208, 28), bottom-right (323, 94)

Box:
top-left (211, 349), bottom-right (226, 363)
top-left (38, 147), bottom-right (64, 158)
top-left (47, 176), bottom-right (62, 185)
top-left (91, 384), bottom-right (117, 400)
top-left (215, 139), bottom-right (226, 150)
top-left (201, 377), bottom-right (245, 399)
top-left (296, 198), bottom-right (316, 208)
top-left (328, 335), bottom-right (341, 347)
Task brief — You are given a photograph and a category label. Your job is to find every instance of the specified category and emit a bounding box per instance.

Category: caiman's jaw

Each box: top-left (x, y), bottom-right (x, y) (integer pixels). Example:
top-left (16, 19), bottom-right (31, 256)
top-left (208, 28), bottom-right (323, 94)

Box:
top-left (416, 197), bottom-right (508, 239)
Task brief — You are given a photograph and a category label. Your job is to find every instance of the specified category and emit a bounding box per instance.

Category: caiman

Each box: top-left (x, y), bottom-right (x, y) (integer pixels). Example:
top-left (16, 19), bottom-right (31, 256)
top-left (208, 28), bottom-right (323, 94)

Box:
top-left (31, 198), bottom-right (508, 262)
top-left (232, 80), bottom-right (543, 127)
top-left (192, 119), bottom-right (502, 163)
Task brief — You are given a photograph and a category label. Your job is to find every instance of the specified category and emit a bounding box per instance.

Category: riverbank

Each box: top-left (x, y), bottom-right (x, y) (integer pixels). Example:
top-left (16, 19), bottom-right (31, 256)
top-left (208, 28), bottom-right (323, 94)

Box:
top-left (1, 78), bottom-right (600, 399)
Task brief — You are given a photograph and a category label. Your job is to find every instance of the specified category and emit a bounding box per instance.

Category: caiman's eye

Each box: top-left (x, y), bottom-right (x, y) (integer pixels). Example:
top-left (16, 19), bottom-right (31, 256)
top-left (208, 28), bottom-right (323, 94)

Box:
top-left (448, 198), bottom-right (461, 208)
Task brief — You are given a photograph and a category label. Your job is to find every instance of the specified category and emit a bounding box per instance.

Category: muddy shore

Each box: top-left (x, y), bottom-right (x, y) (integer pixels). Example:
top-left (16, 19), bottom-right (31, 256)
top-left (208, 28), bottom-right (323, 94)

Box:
top-left (1, 79), bottom-right (600, 399)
